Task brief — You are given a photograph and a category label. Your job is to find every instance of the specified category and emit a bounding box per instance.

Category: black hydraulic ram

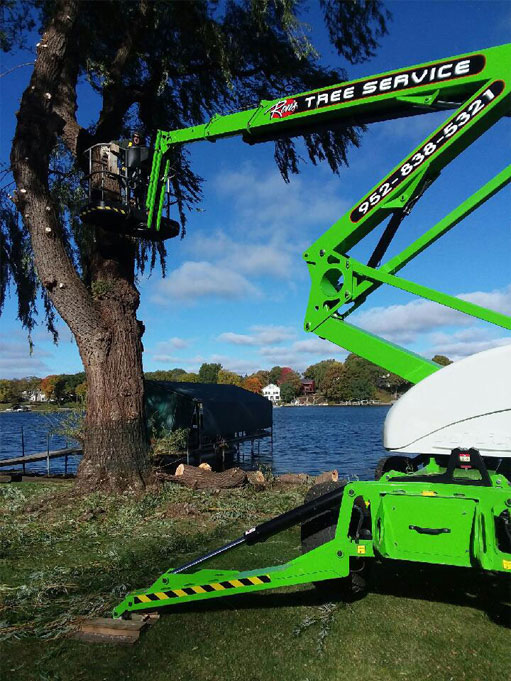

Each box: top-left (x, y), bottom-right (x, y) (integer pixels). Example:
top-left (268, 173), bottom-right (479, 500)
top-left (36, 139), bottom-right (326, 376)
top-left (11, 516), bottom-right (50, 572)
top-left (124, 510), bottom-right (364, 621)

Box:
top-left (171, 485), bottom-right (345, 574)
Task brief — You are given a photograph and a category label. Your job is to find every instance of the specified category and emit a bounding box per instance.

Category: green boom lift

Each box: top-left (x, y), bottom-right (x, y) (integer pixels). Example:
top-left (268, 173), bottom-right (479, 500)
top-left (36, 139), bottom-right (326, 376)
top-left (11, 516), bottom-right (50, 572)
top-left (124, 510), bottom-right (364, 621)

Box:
top-left (106, 44), bottom-right (511, 619)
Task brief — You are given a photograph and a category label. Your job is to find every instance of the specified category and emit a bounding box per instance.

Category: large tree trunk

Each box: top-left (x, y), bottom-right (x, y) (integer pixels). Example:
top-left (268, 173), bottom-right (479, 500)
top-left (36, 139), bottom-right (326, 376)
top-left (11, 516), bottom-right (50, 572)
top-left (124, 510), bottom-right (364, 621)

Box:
top-left (76, 233), bottom-right (150, 492)
top-left (10, 0), bottom-right (150, 493)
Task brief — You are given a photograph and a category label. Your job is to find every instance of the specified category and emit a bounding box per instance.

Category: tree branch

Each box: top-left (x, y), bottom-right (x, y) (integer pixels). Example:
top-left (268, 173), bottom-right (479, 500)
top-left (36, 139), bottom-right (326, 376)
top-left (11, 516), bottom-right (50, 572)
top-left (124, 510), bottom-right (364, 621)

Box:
top-left (95, 0), bottom-right (150, 141)
top-left (10, 0), bottom-right (105, 352)
top-left (53, 45), bottom-right (89, 158)
top-left (0, 62), bottom-right (35, 79)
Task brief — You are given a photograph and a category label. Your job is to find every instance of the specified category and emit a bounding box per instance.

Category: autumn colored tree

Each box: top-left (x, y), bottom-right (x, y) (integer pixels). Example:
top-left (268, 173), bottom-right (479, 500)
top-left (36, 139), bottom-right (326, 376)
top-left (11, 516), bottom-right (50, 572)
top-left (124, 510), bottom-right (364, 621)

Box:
top-left (253, 370), bottom-right (270, 388)
top-left (40, 374), bottom-right (67, 402)
top-left (280, 369), bottom-right (302, 394)
top-left (243, 375), bottom-right (263, 394)
top-left (304, 359), bottom-right (340, 392)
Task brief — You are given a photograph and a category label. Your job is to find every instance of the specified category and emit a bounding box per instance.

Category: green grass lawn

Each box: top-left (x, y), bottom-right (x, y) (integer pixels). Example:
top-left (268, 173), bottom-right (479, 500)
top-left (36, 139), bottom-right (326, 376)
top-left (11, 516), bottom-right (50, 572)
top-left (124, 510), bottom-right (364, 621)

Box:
top-left (0, 481), bottom-right (509, 681)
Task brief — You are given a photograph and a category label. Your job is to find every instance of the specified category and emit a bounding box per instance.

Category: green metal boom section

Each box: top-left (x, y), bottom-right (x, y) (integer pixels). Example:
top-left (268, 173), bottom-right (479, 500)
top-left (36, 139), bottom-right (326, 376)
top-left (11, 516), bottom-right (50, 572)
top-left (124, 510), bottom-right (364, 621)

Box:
top-left (113, 47), bottom-right (511, 619)
top-left (146, 44), bottom-right (511, 382)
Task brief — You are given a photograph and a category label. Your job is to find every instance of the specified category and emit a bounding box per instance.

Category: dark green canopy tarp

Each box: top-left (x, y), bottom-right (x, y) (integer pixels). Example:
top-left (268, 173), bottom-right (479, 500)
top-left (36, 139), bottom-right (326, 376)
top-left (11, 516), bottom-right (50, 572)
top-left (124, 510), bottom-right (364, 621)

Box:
top-left (145, 381), bottom-right (272, 436)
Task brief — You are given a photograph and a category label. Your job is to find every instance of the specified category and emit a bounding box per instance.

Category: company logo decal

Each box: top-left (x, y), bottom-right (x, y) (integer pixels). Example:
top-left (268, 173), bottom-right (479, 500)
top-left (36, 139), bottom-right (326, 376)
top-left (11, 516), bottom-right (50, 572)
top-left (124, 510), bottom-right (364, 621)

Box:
top-left (266, 55), bottom-right (485, 120)
top-left (267, 98), bottom-right (298, 119)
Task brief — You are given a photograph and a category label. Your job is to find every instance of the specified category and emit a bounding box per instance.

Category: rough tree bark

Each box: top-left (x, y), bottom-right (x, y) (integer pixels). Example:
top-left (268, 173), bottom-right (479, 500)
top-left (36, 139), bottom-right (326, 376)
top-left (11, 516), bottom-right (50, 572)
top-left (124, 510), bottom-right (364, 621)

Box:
top-left (10, 0), bottom-right (150, 492)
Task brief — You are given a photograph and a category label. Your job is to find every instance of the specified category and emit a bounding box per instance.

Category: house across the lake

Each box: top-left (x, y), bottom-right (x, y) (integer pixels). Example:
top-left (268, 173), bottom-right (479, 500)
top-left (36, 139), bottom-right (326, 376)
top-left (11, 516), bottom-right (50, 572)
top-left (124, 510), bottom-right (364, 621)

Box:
top-left (262, 383), bottom-right (280, 403)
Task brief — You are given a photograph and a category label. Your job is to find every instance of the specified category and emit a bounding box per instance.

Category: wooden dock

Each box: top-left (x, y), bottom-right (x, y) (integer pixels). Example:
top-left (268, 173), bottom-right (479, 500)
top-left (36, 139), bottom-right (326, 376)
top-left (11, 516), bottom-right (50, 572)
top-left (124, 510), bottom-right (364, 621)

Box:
top-left (0, 447), bottom-right (82, 468)
top-left (0, 447), bottom-right (83, 480)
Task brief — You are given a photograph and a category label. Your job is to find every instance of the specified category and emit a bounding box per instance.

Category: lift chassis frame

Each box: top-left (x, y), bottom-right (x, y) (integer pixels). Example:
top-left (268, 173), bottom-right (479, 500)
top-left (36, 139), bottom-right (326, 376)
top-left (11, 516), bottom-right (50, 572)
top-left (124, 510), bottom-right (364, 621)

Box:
top-left (114, 453), bottom-right (511, 618)
top-left (115, 46), bottom-right (511, 619)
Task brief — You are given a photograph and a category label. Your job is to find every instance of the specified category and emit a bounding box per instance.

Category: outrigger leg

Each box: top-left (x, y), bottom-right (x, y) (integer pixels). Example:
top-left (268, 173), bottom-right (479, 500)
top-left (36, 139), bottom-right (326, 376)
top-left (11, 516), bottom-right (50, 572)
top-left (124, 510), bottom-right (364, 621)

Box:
top-left (113, 486), bottom-right (352, 619)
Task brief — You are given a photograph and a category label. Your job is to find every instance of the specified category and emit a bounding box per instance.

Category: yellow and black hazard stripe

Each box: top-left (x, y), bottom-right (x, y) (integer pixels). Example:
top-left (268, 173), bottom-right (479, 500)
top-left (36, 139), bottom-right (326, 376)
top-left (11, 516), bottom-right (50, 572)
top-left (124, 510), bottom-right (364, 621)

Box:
top-left (133, 574), bottom-right (271, 604)
top-left (80, 205), bottom-right (128, 217)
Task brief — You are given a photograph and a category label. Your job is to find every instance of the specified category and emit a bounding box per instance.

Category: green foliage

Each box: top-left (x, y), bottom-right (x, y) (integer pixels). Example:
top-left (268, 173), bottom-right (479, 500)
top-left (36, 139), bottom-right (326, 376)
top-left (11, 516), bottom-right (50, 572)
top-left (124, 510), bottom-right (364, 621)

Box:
top-left (198, 362), bottom-right (222, 384)
top-left (49, 409), bottom-right (85, 443)
top-left (320, 0), bottom-right (391, 64)
top-left (217, 369), bottom-right (243, 386)
top-left (280, 381), bottom-right (297, 403)
top-left (340, 354), bottom-right (379, 401)
top-left (75, 381), bottom-right (87, 402)
top-left (268, 366), bottom-right (283, 385)
top-left (2, 0), bottom-right (391, 342)
top-left (321, 361), bottom-right (345, 402)
top-left (280, 369), bottom-right (302, 399)
top-left (145, 368), bottom-right (187, 382)
top-left (0, 378), bottom-right (23, 403)
top-left (304, 359), bottom-right (339, 392)
top-left (253, 369), bottom-right (270, 387)
top-left (150, 426), bottom-right (189, 457)
top-left (0, 0), bottom-right (35, 52)
top-left (178, 372), bottom-right (200, 383)
top-left (91, 280), bottom-right (114, 300)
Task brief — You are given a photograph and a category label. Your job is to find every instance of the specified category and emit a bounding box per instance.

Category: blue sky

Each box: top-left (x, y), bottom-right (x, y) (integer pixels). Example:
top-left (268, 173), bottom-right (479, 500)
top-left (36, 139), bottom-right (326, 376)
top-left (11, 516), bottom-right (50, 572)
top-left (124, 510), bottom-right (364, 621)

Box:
top-left (1, 1), bottom-right (510, 379)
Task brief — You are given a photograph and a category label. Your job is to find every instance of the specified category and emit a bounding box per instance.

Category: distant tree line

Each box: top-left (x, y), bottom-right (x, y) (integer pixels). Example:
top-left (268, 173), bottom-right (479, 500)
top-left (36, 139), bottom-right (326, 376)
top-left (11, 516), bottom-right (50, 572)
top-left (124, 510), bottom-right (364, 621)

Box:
top-left (0, 373), bottom-right (86, 404)
top-left (0, 355), bottom-right (452, 406)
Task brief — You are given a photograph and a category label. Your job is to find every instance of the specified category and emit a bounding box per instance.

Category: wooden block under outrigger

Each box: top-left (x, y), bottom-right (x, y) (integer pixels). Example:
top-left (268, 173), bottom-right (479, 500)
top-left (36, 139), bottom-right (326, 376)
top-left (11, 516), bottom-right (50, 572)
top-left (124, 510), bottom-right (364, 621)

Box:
top-left (72, 612), bottom-right (159, 644)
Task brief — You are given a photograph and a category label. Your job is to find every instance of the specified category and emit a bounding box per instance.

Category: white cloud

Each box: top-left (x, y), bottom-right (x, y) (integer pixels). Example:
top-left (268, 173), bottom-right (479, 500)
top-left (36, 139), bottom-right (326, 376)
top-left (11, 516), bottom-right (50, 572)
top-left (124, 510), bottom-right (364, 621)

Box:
top-left (218, 325), bottom-right (296, 346)
top-left (184, 231), bottom-right (294, 279)
top-left (153, 337), bottom-right (190, 352)
top-left (151, 261), bottom-right (260, 304)
top-left (258, 335), bottom-right (348, 368)
top-left (355, 285), bottom-right (511, 344)
top-left (0, 341), bottom-right (52, 379)
top-left (152, 354), bottom-right (181, 364)
top-left (376, 110), bottom-right (447, 144)
top-left (213, 164), bottom-right (350, 235)
top-left (217, 332), bottom-right (256, 346)
top-left (429, 329), bottom-right (511, 361)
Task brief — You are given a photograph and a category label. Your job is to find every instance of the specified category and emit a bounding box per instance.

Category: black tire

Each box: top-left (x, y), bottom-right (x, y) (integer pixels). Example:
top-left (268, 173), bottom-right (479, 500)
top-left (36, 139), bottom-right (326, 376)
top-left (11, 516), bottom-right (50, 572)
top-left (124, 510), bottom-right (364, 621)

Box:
top-left (300, 480), bottom-right (367, 599)
top-left (374, 455), bottom-right (416, 481)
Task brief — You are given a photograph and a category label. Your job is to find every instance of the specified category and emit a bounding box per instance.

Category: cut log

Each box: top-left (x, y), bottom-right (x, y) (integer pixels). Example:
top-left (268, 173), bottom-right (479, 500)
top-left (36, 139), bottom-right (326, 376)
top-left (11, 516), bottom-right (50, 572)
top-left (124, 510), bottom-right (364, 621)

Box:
top-left (278, 473), bottom-right (311, 485)
top-left (168, 464), bottom-right (247, 490)
top-left (314, 470), bottom-right (339, 485)
top-left (198, 462), bottom-right (212, 472)
top-left (247, 470), bottom-right (265, 486)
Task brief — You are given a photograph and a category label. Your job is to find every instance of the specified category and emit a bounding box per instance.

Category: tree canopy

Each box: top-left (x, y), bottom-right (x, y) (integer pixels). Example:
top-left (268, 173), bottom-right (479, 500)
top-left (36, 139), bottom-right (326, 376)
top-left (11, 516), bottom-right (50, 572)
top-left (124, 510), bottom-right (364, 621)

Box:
top-left (2, 0), bottom-right (390, 491)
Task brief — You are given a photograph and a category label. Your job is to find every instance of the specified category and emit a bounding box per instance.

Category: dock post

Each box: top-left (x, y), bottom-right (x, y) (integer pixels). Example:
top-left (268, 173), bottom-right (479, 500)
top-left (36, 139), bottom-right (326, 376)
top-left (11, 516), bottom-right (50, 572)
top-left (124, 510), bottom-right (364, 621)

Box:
top-left (46, 432), bottom-right (50, 477)
top-left (21, 427), bottom-right (26, 475)
top-left (64, 455), bottom-right (68, 476)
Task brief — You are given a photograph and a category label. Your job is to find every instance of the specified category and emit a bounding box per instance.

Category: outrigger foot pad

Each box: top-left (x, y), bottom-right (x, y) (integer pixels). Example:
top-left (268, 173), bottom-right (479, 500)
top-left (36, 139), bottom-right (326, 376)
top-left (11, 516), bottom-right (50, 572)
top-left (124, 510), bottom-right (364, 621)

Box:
top-left (72, 612), bottom-right (160, 645)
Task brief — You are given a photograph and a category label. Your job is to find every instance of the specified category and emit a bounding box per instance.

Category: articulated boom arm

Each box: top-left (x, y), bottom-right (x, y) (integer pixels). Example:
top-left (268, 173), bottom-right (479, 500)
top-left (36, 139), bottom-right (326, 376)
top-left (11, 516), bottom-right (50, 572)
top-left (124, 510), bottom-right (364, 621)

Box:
top-left (147, 44), bottom-right (511, 382)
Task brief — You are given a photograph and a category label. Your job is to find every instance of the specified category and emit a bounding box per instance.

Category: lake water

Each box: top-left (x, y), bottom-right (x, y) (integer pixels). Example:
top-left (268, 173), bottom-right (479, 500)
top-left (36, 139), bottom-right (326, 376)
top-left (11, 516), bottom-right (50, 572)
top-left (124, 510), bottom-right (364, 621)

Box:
top-left (0, 405), bottom-right (390, 479)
